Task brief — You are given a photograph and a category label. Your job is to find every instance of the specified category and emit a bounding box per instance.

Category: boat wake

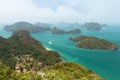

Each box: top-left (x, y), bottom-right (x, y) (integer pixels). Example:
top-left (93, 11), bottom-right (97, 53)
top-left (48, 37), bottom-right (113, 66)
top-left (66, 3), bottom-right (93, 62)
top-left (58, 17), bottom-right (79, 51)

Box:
top-left (48, 41), bottom-right (52, 45)
top-left (48, 40), bottom-right (55, 45)
top-left (72, 58), bottom-right (79, 62)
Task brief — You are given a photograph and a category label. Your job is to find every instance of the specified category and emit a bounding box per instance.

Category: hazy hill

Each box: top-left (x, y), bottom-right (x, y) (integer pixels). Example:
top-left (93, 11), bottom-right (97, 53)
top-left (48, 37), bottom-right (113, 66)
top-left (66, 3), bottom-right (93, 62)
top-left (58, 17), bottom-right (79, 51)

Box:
top-left (82, 22), bottom-right (103, 30)
top-left (4, 21), bottom-right (50, 32)
top-left (51, 27), bottom-right (81, 34)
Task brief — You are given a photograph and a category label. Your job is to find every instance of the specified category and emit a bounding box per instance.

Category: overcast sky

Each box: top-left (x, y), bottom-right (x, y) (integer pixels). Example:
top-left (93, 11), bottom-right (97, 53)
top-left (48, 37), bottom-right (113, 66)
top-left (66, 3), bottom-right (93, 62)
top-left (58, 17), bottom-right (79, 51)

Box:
top-left (0, 0), bottom-right (120, 24)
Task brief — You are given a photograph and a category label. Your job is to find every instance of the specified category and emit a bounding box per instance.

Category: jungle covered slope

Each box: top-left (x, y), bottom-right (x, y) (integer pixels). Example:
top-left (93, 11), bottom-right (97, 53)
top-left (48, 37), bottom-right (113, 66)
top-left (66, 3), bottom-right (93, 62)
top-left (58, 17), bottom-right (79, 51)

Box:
top-left (0, 30), bottom-right (105, 80)
top-left (41, 62), bottom-right (106, 80)
top-left (69, 36), bottom-right (118, 50)
top-left (0, 30), bottom-right (61, 69)
top-left (0, 62), bottom-right (106, 80)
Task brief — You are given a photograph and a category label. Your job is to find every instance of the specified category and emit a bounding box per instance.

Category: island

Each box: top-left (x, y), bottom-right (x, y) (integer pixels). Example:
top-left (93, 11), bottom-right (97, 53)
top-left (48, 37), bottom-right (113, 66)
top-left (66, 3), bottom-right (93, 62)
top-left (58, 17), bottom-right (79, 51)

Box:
top-left (51, 27), bottom-right (67, 34)
top-left (51, 27), bottom-right (81, 34)
top-left (0, 30), bottom-right (105, 80)
top-left (4, 21), bottom-right (82, 34)
top-left (82, 22), bottom-right (103, 30)
top-left (35, 22), bottom-right (52, 28)
top-left (69, 35), bottom-right (118, 50)
top-left (3, 21), bottom-right (50, 32)
top-left (67, 29), bottom-right (81, 34)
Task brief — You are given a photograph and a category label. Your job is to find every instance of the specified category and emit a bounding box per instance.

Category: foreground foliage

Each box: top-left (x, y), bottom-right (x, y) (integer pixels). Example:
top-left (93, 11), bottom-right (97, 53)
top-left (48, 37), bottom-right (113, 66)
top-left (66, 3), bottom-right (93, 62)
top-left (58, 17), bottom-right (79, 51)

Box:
top-left (0, 63), bottom-right (106, 80)
top-left (0, 64), bottom-right (42, 80)
top-left (42, 62), bottom-right (106, 80)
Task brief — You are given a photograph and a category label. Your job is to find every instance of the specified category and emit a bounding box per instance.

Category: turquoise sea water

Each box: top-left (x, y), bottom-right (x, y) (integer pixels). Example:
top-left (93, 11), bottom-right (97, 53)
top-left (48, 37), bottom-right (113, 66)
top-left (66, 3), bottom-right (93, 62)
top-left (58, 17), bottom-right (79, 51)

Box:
top-left (0, 25), bottom-right (120, 80)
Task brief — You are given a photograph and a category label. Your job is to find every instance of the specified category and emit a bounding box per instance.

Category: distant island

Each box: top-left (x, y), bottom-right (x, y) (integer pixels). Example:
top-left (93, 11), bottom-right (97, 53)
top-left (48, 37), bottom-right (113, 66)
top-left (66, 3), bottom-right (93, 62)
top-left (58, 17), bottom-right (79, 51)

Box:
top-left (4, 21), bottom-right (107, 32)
top-left (82, 22), bottom-right (105, 30)
top-left (3, 21), bottom-right (51, 32)
top-left (35, 22), bottom-right (52, 28)
top-left (69, 35), bottom-right (118, 50)
top-left (51, 22), bottom-right (81, 30)
top-left (51, 27), bottom-right (66, 34)
top-left (0, 30), bottom-right (105, 80)
top-left (4, 21), bottom-right (82, 34)
top-left (51, 27), bottom-right (81, 34)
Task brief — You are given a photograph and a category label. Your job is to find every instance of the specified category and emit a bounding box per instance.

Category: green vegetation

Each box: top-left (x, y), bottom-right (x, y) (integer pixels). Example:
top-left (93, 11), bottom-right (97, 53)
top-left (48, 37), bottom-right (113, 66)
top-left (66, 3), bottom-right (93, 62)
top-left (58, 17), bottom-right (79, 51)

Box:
top-left (51, 27), bottom-right (81, 34)
top-left (70, 35), bottom-right (118, 50)
top-left (0, 62), bottom-right (106, 80)
top-left (0, 30), bottom-right (61, 69)
top-left (67, 28), bottom-right (81, 34)
top-left (0, 30), bottom-right (105, 79)
top-left (0, 64), bottom-right (42, 80)
top-left (42, 62), bottom-right (106, 80)
top-left (51, 27), bottom-right (67, 34)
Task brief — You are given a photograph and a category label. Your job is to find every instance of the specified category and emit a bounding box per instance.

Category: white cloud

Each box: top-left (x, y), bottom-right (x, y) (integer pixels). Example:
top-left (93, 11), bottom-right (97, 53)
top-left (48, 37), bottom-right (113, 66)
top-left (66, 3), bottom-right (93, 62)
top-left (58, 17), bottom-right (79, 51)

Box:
top-left (83, 0), bottom-right (120, 24)
top-left (0, 0), bottom-right (81, 24)
top-left (0, 0), bottom-right (36, 23)
top-left (0, 0), bottom-right (120, 24)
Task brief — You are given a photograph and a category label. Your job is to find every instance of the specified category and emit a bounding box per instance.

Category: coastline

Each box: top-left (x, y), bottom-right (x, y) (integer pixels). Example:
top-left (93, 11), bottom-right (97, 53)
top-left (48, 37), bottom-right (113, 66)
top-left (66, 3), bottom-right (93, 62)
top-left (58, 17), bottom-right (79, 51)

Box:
top-left (44, 45), bottom-right (67, 62)
top-left (45, 47), bottom-right (52, 51)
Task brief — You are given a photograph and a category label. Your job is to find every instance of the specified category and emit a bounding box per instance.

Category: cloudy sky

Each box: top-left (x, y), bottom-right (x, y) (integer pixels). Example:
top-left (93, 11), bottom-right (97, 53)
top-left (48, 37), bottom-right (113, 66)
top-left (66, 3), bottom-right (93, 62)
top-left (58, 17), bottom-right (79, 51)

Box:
top-left (0, 0), bottom-right (120, 24)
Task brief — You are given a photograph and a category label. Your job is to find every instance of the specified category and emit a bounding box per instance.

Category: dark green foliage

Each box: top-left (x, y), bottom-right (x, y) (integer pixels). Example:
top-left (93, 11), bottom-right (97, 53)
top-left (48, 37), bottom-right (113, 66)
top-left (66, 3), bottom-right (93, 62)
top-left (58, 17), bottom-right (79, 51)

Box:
top-left (0, 30), bottom-right (105, 80)
top-left (51, 27), bottom-right (81, 34)
top-left (0, 64), bottom-right (42, 80)
top-left (0, 64), bottom-right (13, 80)
top-left (69, 36), bottom-right (94, 42)
top-left (0, 63), bottom-right (106, 80)
top-left (32, 50), bottom-right (61, 66)
top-left (42, 62), bottom-right (105, 80)
top-left (0, 30), bottom-right (61, 69)
top-left (51, 27), bottom-right (66, 34)
top-left (70, 35), bottom-right (118, 50)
